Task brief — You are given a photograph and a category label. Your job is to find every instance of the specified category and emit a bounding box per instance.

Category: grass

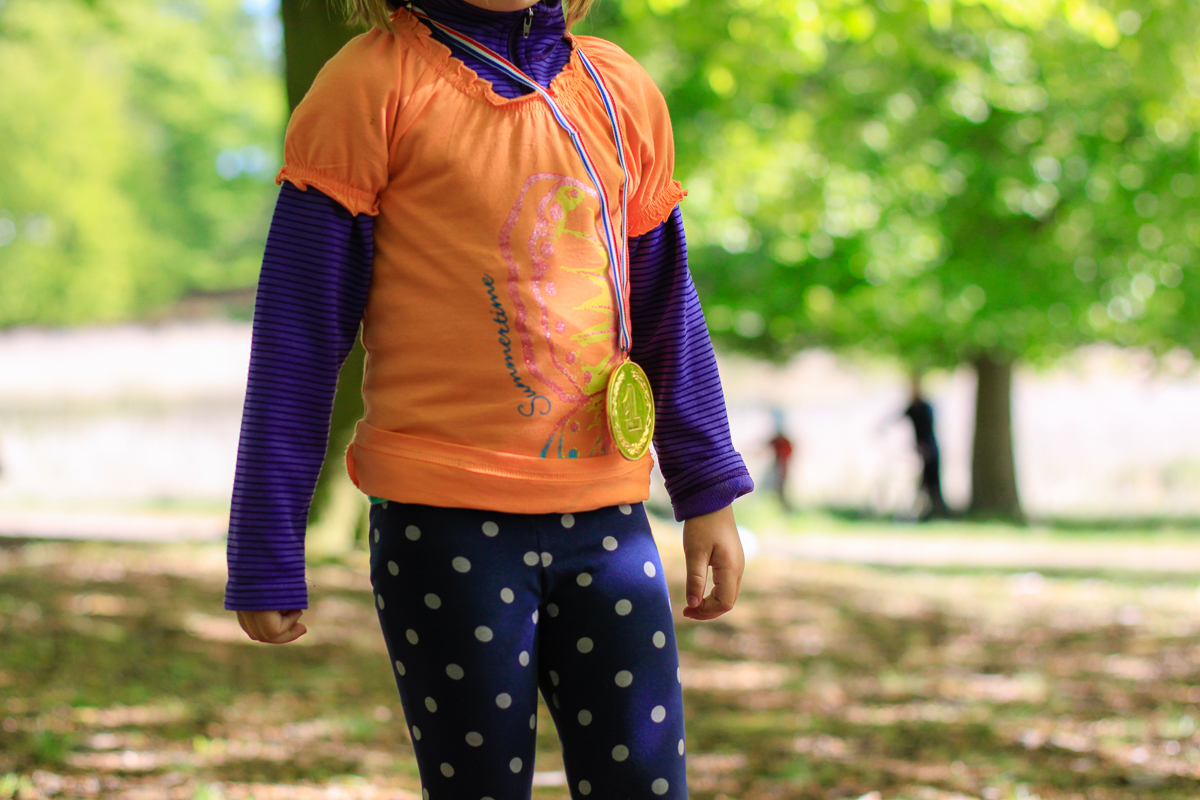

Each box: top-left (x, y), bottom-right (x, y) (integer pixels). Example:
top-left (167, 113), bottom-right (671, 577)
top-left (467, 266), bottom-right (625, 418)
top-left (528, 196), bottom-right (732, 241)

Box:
top-left (3, 511), bottom-right (1200, 799)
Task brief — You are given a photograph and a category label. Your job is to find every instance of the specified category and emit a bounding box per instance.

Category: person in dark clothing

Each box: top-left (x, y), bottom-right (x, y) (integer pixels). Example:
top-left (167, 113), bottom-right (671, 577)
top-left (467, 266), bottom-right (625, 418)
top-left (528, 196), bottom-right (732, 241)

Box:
top-left (901, 373), bottom-right (949, 519)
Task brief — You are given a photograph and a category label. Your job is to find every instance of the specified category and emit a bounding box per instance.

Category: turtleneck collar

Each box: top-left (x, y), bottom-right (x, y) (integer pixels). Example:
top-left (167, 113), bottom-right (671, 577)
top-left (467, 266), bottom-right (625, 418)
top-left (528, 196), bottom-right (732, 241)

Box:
top-left (412, 0), bottom-right (567, 67)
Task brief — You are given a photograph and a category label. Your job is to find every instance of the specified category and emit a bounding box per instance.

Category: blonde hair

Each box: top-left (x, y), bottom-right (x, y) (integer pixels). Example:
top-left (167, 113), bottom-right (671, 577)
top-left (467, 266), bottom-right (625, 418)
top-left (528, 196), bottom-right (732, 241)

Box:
top-left (342, 0), bottom-right (597, 32)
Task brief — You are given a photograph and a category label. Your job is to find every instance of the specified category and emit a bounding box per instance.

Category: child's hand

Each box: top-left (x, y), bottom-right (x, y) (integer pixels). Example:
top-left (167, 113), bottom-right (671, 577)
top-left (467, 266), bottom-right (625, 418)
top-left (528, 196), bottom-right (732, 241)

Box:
top-left (236, 609), bottom-right (307, 644)
top-left (681, 505), bottom-right (744, 621)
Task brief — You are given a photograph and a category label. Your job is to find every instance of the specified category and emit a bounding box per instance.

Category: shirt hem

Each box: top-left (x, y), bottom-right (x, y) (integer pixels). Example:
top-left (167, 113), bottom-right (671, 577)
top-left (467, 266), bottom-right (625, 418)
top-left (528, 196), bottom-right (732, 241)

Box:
top-left (348, 421), bottom-right (654, 514)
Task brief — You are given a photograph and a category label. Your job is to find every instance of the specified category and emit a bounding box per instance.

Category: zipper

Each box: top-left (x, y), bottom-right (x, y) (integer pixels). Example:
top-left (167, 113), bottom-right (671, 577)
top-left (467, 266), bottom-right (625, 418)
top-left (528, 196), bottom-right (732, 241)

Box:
top-left (509, 7), bottom-right (534, 62)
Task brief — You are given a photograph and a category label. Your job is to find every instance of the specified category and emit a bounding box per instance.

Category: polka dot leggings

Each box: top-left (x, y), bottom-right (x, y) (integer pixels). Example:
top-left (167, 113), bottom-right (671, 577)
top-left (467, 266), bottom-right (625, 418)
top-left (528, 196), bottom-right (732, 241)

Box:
top-left (368, 501), bottom-right (688, 800)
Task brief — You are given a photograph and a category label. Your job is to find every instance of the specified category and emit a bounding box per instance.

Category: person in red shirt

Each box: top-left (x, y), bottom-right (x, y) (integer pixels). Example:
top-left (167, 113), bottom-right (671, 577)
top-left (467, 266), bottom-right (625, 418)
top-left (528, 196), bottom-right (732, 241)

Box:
top-left (767, 415), bottom-right (795, 511)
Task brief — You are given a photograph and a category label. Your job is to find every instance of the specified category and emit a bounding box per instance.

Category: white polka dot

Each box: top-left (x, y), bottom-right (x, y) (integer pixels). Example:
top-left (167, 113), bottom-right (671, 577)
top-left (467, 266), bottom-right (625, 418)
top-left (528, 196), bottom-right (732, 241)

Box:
top-left (529, 714), bottom-right (537, 729)
top-left (612, 744), bottom-right (629, 762)
top-left (677, 667), bottom-right (681, 683)
top-left (577, 637), bottom-right (594, 653)
top-left (510, 757), bottom-right (523, 773)
top-left (452, 556), bottom-right (471, 573)
top-left (577, 709), bottom-right (592, 726)
top-left (387, 560), bottom-right (399, 576)
top-left (541, 552), bottom-right (553, 567)
top-left (561, 513), bottom-right (575, 528)
top-left (519, 650), bottom-right (530, 666)
top-left (373, 528), bottom-right (380, 543)
top-left (446, 663), bottom-right (464, 680)
top-left (406, 629), bottom-right (418, 645)
top-left (652, 778), bottom-right (669, 795)
top-left (552, 693), bottom-right (561, 709)
top-left (602, 536), bottom-right (618, 551)
top-left (578, 780), bottom-right (592, 796)
top-left (475, 626), bottom-right (494, 642)
top-left (644, 561), bottom-right (657, 577)
top-left (466, 731), bottom-right (483, 747)
top-left (523, 551), bottom-right (539, 566)
top-left (653, 631), bottom-right (666, 648)
top-left (482, 521), bottom-right (499, 537)
top-left (394, 660), bottom-right (405, 676)
top-left (381, 500), bottom-right (389, 509)
top-left (532, 609), bottom-right (539, 624)
top-left (424, 593), bottom-right (441, 609)
top-left (376, 594), bottom-right (385, 609)
top-left (614, 670), bottom-right (633, 687)
top-left (577, 572), bottom-right (593, 587)
top-left (550, 670), bottom-right (560, 686)
top-left (496, 693), bottom-right (512, 709)
top-left (615, 599), bottom-right (632, 616)
top-left (412, 725), bottom-right (421, 741)
top-left (619, 503), bottom-right (632, 515)
top-left (425, 696), bottom-right (437, 713)
top-left (678, 738), bottom-right (685, 755)
top-left (405, 525), bottom-right (421, 541)
top-left (547, 603), bottom-right (559, 617)
top-left (422, 790), bottom-right (428, 800)
top-left (501, 587), bottom-right (514, 603)
top-left (651, 705), bottom-right (666, 723)
top-left (440, 762), bottom-right (454, 777)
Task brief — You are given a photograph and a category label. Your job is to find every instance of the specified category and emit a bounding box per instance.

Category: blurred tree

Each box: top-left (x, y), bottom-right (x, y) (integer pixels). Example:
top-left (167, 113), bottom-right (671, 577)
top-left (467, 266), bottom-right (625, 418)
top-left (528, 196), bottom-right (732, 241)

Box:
top-left (0, 0), bottom-right (284, 324)
top-left (584, 0), bottom-right (1200, 520)
top-left (280, 0), bottom-right (361, 110)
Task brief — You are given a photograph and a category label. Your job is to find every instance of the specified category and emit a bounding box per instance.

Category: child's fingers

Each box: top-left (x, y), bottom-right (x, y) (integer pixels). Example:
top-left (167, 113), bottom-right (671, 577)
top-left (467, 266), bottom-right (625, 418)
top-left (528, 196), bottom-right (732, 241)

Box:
top-left (264, 620), bottom-right (307, 644)
top-left (711, 562), bottom-right (742, 610)
top-left (237, 610), bottom-right (306, 644)
top-left (683, 540), bottom-right (711, 610)
top-left (682, 563), bottom-right (740, 620)
top-left (259, 610), bottom-right (306, 644)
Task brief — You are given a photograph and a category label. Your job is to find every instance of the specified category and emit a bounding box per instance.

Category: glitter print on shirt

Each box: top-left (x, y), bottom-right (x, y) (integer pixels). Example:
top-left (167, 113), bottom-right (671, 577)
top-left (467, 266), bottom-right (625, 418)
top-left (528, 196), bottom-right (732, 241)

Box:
top-left (499, 173), bottom-right (620, 459)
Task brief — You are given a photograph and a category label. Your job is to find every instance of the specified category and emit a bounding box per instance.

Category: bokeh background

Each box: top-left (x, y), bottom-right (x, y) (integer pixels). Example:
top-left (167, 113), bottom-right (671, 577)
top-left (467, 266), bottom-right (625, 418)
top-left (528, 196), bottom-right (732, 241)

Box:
top-left (4, 0), bottom-right (1200, 798)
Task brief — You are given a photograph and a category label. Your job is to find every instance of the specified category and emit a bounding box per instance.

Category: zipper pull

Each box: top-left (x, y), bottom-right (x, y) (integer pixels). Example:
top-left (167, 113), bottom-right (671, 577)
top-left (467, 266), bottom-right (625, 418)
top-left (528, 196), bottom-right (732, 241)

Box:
top-left (523, 8), bottom-right (533, 38)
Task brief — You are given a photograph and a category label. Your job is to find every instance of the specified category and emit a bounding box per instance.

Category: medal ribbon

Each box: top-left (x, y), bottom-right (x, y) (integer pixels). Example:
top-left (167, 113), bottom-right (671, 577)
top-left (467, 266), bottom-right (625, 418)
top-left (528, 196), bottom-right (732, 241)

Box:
top-left (408, 5), bottom-right (633, 353)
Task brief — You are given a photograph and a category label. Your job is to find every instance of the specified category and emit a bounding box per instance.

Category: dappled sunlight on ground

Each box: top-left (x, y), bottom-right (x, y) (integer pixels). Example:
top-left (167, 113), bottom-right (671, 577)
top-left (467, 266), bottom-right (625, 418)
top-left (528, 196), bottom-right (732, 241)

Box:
top-left (4, 524), bottom-right (1200, 799)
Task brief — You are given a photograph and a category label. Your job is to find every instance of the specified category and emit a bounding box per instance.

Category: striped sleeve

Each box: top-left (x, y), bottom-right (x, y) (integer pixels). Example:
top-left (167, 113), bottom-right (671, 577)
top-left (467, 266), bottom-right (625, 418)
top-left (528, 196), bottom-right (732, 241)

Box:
top-left (224, 182), bottom-right (374, 611)
top-left (628, 206), bottom-right (754, 520)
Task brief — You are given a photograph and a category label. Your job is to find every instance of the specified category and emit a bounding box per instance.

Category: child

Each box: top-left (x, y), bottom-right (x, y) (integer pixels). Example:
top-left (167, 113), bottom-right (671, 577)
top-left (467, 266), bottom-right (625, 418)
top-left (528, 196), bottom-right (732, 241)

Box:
top-left (225, 0), bottom-right (753, 797)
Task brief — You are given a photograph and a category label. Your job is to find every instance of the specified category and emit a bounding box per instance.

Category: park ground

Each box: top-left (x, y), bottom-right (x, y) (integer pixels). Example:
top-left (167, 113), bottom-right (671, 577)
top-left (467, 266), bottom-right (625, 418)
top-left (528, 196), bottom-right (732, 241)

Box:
top-left (4, 506), bottom-right (1200, 800)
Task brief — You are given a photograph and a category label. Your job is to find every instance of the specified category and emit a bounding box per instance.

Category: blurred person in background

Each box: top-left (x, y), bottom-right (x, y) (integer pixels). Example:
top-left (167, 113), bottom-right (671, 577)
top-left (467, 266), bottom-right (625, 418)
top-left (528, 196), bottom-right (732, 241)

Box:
top-left (766, 408), bottom-right (795, 512)
top-left (880, 372), bottom-right (949, 521)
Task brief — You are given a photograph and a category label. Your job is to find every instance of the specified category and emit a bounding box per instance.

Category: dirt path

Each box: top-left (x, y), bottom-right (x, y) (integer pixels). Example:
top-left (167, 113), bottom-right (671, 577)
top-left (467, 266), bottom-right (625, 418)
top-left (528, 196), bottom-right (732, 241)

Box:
top-left (759, 530), bottom-right (1200, 573)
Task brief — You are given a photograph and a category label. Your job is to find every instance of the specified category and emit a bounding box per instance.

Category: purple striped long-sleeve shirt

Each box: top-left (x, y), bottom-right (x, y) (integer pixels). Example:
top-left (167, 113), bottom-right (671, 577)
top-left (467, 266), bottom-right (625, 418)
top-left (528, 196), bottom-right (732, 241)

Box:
top-left (225, 0), bottom-right (751, 611)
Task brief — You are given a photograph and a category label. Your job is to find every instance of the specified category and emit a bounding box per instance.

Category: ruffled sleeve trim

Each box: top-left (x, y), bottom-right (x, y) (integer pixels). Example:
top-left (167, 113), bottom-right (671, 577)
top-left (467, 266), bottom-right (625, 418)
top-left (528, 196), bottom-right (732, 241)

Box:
top-left (627, 179), bottom-right (685, 238)
top-left (277, 165), bottom-right (381, 217)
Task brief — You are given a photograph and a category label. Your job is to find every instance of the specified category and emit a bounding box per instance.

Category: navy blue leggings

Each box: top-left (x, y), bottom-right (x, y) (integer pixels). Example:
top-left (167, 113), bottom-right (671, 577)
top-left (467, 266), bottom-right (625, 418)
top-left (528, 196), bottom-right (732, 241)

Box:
top-left (368, 501), bottom-right (688, 799)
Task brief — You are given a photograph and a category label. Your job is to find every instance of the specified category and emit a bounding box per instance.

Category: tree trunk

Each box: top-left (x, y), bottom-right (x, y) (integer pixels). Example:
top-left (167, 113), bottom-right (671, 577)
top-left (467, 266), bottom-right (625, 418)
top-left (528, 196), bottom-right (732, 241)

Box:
top-left (968, 354), bottom-right (1024, 522)
top-left (307, 338), bottom-right (366, 531)
top-left (280, 0), bottom-right (360, 113)
top-left (279, 2), bottom-right (367, 541)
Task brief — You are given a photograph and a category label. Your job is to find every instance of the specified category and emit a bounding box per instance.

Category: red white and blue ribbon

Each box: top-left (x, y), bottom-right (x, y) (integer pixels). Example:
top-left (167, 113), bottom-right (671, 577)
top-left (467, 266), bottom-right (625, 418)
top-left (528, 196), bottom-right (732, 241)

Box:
top-left (408, 5), bottom-right (633, 353)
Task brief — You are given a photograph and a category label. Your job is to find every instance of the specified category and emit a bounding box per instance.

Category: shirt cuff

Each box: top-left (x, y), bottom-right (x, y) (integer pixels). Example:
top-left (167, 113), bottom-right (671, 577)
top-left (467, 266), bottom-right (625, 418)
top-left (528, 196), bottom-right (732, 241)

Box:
top-left (224, 577), bottom-right (310, 612)
top-left (670, 470), bottom-right (755, 521)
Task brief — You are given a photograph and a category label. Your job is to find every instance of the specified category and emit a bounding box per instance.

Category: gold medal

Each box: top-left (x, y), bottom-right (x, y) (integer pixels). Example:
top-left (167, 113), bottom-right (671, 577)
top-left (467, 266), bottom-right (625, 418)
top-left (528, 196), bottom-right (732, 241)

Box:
top-left (607, 359), bottom-right (654, 460)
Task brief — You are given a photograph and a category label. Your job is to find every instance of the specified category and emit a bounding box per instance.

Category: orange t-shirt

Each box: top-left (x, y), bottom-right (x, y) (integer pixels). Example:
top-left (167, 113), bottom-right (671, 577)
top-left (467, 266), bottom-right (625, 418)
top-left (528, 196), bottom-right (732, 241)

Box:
top-left (277, 11), bottom-right (685, 514)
